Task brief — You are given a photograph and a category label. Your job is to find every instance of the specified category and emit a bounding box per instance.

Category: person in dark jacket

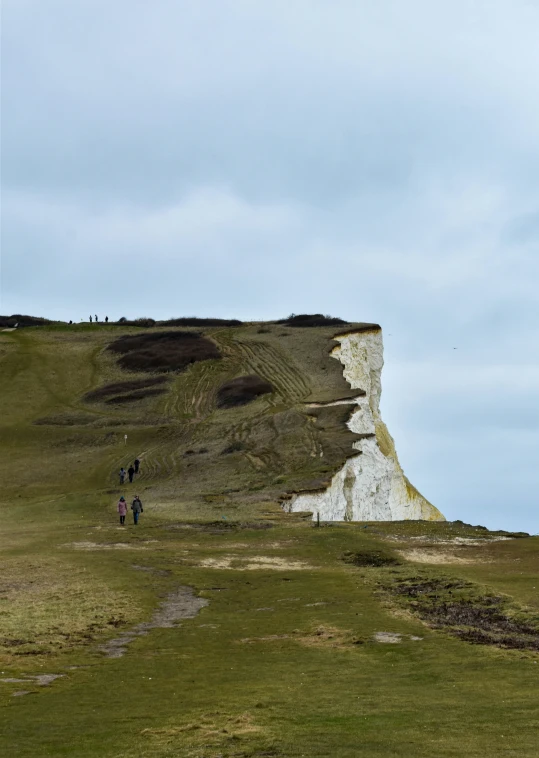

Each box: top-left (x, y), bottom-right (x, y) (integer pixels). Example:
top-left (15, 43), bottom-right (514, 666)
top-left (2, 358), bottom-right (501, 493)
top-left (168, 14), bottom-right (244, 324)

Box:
top-left (134, 458), bottom-right (140, 474)
top-left (128, 465), bottom-right (135, 483)
top-left (119, 467), bottom-right (126, 485)
top-left (131, 495), bottom-right (143, 525)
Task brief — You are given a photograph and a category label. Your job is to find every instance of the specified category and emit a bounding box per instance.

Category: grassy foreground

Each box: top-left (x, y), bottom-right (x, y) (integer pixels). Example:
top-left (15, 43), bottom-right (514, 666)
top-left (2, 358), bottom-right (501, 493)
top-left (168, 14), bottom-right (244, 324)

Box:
top-left (1, 324), bottom-right (538, 757)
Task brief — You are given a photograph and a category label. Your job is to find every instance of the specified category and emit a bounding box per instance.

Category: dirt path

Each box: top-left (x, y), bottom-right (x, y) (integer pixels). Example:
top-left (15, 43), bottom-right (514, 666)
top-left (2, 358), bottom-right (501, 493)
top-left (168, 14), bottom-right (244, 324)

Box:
top-left (99, 586), bottom-right (208, 658)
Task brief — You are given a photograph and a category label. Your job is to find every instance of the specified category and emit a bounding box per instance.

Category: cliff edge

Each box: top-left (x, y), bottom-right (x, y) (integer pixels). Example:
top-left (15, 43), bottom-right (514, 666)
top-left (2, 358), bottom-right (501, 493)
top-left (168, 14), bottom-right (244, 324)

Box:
top-left (284, 328), bottom-right (445, 521)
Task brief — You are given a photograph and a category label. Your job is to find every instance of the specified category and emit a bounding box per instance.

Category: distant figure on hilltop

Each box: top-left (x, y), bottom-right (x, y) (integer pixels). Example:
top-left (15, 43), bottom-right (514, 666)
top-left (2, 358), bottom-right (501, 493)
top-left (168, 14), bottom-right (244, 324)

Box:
top-left (134, 458), bottom-right (140, 474)
top-left (89, 315), bottom-right (92, 323)
top-left (119, 467), bottom-right (126, 485)
top-left (105, 316), bottom-right (109, 323)
top-left (95, 314), bottom-right (98, 323)
top-left (128, 464), bottom-right (135, 483)
top-left (117, 496), bottom-right (127, 525)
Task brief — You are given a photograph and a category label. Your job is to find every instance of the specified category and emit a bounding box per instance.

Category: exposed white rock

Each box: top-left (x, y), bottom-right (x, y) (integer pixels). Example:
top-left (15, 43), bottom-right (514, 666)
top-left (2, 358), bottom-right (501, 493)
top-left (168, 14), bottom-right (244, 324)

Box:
top-left (284, 328), bottom-right (444, 522)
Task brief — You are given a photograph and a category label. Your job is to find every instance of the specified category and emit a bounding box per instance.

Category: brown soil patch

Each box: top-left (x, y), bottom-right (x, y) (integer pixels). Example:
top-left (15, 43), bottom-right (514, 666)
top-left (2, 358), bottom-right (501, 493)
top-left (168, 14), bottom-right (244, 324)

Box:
top-left (387, 576), bottom-right (539, 652)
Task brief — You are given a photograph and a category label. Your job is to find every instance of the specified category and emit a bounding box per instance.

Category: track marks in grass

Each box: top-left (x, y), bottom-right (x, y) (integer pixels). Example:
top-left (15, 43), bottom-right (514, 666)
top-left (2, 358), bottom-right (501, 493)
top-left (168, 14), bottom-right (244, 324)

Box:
top-left (235, 339), bottom-right (310, 403)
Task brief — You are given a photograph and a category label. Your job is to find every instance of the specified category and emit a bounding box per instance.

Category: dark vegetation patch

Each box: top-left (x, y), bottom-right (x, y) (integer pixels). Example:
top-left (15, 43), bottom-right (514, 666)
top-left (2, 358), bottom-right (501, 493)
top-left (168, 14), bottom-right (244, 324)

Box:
top-left (277, 313), bottom-right (348, 327)
top-left (115, 317), bottom-right (242, 327)
top-left (158, 317), bottom-right (242, 327)
top-left (221, 441), bottom-right (247, 455)
top-left (104, 388), bottom-right (167, 404)
top-left (386, 575), bottom-right (539, 651)
top-left (217, 375), bottom-right (274, 409)
top-left (84, 376), bottom-right (169, 402)
top-left (0, 314), bottom-right (54, 328)
top-left (33, 413), bottom-right (97, 426)
top-left (107, 331), bottom-right (221, 373)
top-left (343, 549), bottom-right (401, 567)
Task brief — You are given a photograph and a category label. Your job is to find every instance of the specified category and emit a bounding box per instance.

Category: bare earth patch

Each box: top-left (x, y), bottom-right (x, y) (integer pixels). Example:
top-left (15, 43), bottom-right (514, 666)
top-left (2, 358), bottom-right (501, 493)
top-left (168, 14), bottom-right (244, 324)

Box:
top-left (198, 555), bottom-right (314, 571)
top-left (99, 587), bottom-right (208, 658)
top-left (373, 632), bottom-right (423, 644)
top-left (397, 548), bottom-right (485, 565)
top-left (67, 541), bottom-right (152, 551)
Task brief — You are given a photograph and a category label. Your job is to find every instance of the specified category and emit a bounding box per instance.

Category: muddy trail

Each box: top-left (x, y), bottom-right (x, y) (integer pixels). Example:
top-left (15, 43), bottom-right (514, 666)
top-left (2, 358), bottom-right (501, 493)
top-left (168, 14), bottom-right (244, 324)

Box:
top-left (99, 586), bottom-right (208, 658)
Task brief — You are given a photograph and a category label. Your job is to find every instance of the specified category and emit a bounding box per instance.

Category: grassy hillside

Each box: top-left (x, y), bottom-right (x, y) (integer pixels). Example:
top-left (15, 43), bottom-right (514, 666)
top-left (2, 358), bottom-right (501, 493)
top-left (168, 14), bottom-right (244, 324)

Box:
top-left (1, 322), bottom-right (538, 757)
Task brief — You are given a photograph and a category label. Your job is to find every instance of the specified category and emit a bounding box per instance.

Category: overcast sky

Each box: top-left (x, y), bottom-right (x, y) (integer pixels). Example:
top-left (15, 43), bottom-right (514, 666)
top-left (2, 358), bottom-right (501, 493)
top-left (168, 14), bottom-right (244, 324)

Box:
top-left (2, 1), bottom-right (538, 532)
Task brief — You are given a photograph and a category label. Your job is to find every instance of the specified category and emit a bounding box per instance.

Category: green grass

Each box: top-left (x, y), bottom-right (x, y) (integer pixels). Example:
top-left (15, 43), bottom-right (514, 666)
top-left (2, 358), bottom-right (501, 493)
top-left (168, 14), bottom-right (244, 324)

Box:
top-left (1, 324), bottom-right (538, 757)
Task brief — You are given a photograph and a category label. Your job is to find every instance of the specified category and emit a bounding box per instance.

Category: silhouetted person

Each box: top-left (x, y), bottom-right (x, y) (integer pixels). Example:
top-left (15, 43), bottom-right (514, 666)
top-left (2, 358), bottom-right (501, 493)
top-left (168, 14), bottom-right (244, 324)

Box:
top-left (95, 314), bottom-right (98, 323)
top-left (128, 465), bottom-right (135, 483)
top-left (134, 458), bottom-right (140, 474)
top-left (105, 316), bottom-right (109, 323)
top-left (119, 467), bottom-right (126, 485)
top-left (131, 495), bottom-right (143, 525)
top-left (69, 320), bottom-right (73, 325)
top-left (89, 315), bottom-right (92, 323)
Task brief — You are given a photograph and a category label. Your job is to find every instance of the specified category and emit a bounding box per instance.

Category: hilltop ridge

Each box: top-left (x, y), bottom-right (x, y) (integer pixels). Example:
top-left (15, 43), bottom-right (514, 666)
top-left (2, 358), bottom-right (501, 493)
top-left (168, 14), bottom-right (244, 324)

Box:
top-left (0, 314), bottom-right (440, 522)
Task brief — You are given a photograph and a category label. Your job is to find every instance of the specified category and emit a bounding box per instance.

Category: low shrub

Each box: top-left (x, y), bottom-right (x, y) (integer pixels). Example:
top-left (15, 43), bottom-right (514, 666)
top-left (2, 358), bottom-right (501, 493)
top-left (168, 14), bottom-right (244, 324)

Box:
top-left (113, 317), bottom-right (156, 328)
top-left (107, 331), bottom-right (221, 373)
top-left (221, 441), bottom-right (246, 455)
top-left (105, 388), bottom-right (167, 404)
top-left (158, 317), bottom-right (242, 327)
top-left (277, 314), bottom-right (348, 327)
top-left (342, 550), bottom-right (400, 567)
top-left (0, 314), bottom-right (55, 328)
top-left (217, 375), bottom-right (273, 409)
top-left (84, 376), bottom-right (169, 402)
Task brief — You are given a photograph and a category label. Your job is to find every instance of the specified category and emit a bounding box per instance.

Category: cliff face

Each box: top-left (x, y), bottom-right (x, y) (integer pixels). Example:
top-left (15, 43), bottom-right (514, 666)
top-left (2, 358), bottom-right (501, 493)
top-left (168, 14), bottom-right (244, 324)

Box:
top-left (284, 329), bottom-right (445, 522)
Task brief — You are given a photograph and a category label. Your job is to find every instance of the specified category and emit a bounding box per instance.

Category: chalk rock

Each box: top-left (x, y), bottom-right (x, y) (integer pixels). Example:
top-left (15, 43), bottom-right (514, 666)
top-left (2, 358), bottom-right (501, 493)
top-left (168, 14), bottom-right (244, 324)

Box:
top-left (284, 328), bottom-right (444, 522)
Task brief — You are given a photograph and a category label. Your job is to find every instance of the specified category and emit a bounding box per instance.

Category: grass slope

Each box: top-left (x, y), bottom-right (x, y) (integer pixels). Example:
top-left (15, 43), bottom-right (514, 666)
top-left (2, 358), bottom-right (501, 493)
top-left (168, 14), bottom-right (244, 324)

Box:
top-left (0, 323), bottom-right (538, 757)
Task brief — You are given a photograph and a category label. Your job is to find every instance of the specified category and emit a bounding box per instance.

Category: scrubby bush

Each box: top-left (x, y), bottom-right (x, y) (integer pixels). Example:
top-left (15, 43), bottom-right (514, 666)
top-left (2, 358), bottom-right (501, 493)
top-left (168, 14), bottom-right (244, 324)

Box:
top-left (217, 375), bottom-right (273, 409)
top-left (277, 314), bottom-right (347, 327)
top-left (113, 317), bottom-right (155, 327)
top-left (158, 317), bottom-right (242, 327)
top-left (107, 331), bottom-right (221, 373)
top-left (0, 314), bottom-right (55, 328)
top-left (84, 376), bottom-right (169, 403)
top-left (105, 388), bottom-right (167, 404)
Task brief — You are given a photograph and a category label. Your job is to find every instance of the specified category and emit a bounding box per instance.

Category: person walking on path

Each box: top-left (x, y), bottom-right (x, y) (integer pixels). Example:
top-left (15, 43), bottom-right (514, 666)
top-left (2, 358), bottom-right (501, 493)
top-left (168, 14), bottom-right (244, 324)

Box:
top-left (128, 464), bottom-right (135, 483)
top-left (131, 495), bottom-right (143, 525)
top-left (119, 467), bottom-right (126, 485)
top-left (134, 458), bottom-right (141, 474)
top-left (117, 497), bottom-right (127, 525)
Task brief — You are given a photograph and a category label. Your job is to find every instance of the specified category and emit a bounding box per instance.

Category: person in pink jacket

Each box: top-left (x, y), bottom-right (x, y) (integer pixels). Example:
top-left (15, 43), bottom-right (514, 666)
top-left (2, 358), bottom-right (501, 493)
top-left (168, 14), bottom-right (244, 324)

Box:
top-left (117, 496), bottom-right (128, 525)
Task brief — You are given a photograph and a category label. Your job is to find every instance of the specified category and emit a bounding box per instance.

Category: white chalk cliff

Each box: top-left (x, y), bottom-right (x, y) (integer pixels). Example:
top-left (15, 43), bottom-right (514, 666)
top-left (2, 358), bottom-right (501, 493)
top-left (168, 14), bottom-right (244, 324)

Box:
top-left (284, 328), bottom-right (445, 522)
